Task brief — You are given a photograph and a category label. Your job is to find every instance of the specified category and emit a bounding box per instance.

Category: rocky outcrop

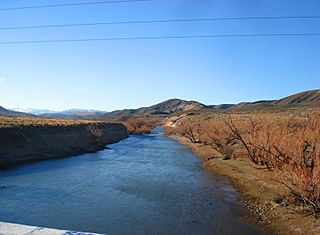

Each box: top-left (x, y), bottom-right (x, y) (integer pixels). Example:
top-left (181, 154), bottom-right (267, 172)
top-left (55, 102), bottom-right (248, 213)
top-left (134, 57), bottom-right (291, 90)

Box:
top-left (0, 123), bottom-right (128, 169)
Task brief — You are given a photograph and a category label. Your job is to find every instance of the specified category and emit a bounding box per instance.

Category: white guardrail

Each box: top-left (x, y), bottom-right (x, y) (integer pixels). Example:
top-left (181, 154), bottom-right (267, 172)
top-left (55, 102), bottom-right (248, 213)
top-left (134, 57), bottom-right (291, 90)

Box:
top-left (0, 222), bottom-right (105, 235)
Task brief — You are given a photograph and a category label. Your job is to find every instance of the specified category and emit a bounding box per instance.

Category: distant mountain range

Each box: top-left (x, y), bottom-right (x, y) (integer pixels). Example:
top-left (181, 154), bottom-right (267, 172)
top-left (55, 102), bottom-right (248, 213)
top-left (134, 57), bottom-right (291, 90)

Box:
top-left (9, 108), bottom-right (56, 115)
top-left (7, 108), bottom-right (107, 118)
top-left (1, 89), bottom-right (319, 118)
top-left (40, 109), bottom-right (108, 119)
top-left (0, 106), bottom-right (32, 117)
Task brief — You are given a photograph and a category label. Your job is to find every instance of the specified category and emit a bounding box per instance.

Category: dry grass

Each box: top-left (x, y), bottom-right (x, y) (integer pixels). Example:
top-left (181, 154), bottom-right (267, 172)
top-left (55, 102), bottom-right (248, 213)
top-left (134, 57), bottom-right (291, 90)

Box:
top-left (0, 116), bottom-right (106, 128)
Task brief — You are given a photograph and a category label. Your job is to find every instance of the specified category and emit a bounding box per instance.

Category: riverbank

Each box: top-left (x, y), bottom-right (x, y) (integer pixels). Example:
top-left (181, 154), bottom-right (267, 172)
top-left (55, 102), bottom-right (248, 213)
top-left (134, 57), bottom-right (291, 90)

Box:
top-left (0, 119), bottom-right (128, 169)
top-left (0, 127), bottom-right (266, 235)
top-left (169, 134), bottom-right (320, 235)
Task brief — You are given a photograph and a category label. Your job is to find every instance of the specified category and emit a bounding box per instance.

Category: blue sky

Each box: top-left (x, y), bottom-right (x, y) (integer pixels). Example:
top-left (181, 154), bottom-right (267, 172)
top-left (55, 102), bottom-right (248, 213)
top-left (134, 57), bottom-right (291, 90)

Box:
top-left (0, 0), bottom-right (319, 111)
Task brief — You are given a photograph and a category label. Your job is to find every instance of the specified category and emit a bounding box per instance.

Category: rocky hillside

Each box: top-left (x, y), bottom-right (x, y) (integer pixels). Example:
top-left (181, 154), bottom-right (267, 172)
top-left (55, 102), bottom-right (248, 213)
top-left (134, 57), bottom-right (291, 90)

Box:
top-left (108, 99), bottom-right (206, 116)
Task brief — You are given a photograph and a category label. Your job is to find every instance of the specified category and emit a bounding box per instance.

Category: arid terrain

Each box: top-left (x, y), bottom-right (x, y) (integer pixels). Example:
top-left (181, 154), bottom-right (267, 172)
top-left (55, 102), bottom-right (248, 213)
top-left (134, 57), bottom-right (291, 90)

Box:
top-left (117, 89), bottom-right (320, 234)
top-left (0, 89), bottom-right (319, 234)
top-left (164, 109), bottom-right (320, 235)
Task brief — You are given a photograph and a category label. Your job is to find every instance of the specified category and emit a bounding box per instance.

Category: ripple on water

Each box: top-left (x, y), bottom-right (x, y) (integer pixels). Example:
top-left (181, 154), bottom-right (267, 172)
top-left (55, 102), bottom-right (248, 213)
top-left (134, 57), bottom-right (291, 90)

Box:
top-left (0, 128), bottom-right (268, 235)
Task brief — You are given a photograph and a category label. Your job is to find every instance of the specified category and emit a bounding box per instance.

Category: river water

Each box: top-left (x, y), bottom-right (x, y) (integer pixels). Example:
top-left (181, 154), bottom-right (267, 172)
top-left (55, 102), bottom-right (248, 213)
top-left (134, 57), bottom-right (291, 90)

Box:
top-left (0, 128), bottom-right (267, 235)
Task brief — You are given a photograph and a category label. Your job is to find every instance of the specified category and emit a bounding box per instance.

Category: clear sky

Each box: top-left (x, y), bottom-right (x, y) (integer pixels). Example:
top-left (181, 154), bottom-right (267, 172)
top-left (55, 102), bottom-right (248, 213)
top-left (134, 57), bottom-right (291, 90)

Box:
top-left (0, 0), bottom-right (319, 111)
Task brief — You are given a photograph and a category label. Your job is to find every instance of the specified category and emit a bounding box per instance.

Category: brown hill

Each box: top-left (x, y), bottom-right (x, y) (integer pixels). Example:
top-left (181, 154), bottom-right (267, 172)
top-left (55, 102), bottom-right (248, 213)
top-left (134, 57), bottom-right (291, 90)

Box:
top-left (230, 89), bottom-right (320, 111)
top-left (105, 89), bottom-right (320, 117)
top-left (108, 99), bottom-right (206, 116)
top-left (272, 89), bottom-right (320, 106)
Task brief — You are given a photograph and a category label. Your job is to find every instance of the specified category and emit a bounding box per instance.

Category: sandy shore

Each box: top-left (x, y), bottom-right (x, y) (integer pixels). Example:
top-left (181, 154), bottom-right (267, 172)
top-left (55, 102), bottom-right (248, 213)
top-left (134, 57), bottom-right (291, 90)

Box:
top-left (169, 134), bottom-right (320, 235)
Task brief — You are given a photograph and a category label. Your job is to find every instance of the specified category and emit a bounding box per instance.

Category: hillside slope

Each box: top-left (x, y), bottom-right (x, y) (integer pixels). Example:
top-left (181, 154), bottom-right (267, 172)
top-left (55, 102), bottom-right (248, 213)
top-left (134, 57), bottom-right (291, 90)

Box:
top-left (230, 89), bottom-right (320, 110)
top-left (108, 99), bottom-right (206, 116)
top-left (0, 106), bottom-right (31, 117)
top-left (4, 89), bottom-right (319, 119)
top-left (272, 89), bottom-right (320, 106)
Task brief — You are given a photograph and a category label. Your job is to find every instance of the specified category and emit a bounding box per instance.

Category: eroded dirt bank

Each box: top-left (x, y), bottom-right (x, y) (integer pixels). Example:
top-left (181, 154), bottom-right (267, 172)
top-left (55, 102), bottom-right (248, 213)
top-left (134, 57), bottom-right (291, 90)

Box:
top-left (169, 134), bottom-right (320, 235)
top-left (0, 123), bottom-right (128, 169)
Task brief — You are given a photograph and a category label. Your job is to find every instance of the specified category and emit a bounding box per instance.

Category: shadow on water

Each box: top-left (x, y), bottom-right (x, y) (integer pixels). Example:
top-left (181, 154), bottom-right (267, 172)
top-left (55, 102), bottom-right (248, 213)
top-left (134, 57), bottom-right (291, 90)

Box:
top-left (0, 127), bottom-right (268, 235)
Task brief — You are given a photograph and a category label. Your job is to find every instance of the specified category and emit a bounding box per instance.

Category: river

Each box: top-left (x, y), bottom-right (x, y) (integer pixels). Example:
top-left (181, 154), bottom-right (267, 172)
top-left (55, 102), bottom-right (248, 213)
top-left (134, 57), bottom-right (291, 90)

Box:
top-left (0, 127), bottom-right (267, 235)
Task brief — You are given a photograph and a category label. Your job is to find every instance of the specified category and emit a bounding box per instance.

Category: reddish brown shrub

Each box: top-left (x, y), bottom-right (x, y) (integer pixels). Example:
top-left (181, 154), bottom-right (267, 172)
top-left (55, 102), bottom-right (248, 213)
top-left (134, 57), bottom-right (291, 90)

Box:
top-left (164, 126), bottom-right (175, 136)
top-left (166, 112), bottom-right (320, 215)
top-left (172, 120), bottom-right (204, 143)
top-left (226, 113), bottom-right (320, 215)
top-left (201, 120), bottom-right (236, 159)
top-left (124, 117), bottom-right (158, 134)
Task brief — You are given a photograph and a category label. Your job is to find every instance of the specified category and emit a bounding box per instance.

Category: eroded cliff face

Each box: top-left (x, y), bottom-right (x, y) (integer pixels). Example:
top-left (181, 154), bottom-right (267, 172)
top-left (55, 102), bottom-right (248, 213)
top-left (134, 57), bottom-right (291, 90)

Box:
top-left (0, 123), bottom-right (128, 169)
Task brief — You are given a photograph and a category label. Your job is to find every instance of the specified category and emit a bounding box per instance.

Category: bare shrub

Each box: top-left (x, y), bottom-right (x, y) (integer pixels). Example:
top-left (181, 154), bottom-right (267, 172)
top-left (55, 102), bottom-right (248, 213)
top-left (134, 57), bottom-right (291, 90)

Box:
top-left (124, 117), bottom-right (157, 134)
top-left (173, 120), bottom-right (204, 143)
top-left (201, 120), bottom-right (236, 159)
top-left (166, 111), bottom-right (320, 215)
top-left (226, 113), bottom-right (320, 215)
top-left (165, 117), bottom-right (235, 158)
top-left (164, 126), bottom-right (175, 136)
